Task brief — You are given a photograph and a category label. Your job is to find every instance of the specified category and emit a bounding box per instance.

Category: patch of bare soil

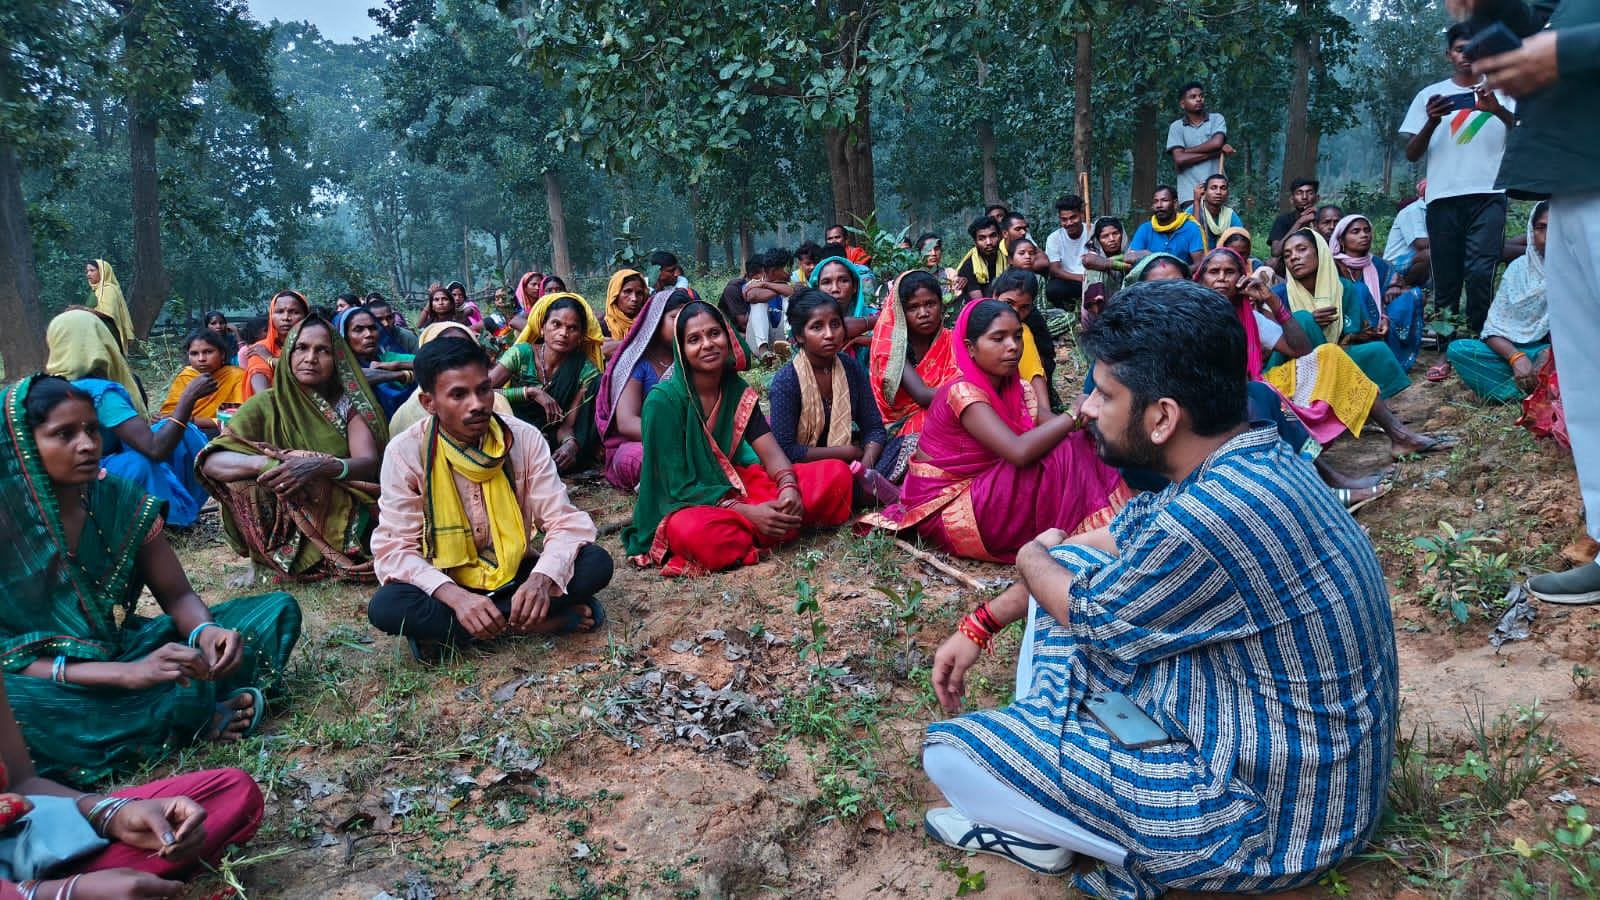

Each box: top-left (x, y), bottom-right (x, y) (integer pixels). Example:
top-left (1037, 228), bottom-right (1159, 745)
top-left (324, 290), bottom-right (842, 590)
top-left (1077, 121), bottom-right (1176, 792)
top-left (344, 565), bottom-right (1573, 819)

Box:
top-left (149, 347), bottom-right (1598, 900)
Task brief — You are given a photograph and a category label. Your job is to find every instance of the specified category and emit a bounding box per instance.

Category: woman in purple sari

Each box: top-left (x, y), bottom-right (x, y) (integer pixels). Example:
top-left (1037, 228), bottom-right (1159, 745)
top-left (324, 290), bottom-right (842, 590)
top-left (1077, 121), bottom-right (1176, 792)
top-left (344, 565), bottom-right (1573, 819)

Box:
top-left (595, 289), bottom-right (693, 491)
top-left (864, 299), bottom-right (1132, 562)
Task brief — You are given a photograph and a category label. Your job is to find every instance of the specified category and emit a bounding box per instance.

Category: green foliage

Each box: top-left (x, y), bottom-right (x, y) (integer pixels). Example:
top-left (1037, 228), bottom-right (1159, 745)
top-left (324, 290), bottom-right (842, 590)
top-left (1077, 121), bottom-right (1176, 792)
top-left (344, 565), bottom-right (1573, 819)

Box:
top-left (1414, 520), bottom-right (1515, 625)
top-left (935, 858), bottom-right (988, 895)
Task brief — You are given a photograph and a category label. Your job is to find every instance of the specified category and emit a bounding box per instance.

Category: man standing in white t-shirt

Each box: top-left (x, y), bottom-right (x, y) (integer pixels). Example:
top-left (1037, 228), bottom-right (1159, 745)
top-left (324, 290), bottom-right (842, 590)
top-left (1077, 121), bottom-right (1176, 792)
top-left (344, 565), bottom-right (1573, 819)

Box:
top-left (1043, 195), bottom-right (1089, 313)
top-left (1400, 23), bottom-right (1516, 338)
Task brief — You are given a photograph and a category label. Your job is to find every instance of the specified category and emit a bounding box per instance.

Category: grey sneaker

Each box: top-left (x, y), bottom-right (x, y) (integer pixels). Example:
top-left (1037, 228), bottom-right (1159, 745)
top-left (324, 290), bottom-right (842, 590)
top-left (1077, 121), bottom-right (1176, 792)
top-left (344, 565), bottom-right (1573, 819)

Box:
top-left (1527, 562), bottom-right (1600, 606)
top-left (923, 807), bottom-right (1074, 875)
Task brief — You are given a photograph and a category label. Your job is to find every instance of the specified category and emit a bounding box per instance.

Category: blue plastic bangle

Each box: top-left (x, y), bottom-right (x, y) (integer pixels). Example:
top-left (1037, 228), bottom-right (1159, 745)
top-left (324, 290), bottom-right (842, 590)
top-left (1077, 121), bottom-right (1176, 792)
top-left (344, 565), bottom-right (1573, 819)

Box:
top-left (186, 622), bottom-right (216, 648)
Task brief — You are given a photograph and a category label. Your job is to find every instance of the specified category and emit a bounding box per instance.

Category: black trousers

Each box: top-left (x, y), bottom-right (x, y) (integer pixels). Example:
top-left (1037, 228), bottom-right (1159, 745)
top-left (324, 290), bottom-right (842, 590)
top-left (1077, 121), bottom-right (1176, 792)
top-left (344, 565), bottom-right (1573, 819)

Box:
top-left (368, 543), bottom-right (615, 645)
top-left (1044, 276), bottom-right (1081, 316)
top-left (1425, 193), bottom-right (1507, 336)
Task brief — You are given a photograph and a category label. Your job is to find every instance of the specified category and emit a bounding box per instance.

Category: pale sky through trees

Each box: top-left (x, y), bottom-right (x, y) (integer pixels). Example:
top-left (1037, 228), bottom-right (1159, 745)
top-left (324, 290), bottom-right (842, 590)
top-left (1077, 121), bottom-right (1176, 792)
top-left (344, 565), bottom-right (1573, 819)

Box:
top-left (248, 0), bottom-right (380, 42)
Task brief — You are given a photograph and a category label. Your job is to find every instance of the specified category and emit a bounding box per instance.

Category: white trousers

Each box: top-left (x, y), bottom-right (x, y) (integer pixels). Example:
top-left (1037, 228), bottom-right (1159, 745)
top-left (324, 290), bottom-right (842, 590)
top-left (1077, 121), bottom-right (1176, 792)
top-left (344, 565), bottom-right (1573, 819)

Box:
top-left (1546, 192), bottom-right (1600, 540)
top-left (923, 598), bottom-right (1130, 864)
top-left (745, 301), bottom-right (771, 354)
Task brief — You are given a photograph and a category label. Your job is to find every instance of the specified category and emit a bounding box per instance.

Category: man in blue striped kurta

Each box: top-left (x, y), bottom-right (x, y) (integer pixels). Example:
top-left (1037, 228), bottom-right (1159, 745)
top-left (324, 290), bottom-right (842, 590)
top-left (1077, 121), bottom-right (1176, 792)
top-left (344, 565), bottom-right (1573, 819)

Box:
top-left (922, 280), bottom-right (1397, 900)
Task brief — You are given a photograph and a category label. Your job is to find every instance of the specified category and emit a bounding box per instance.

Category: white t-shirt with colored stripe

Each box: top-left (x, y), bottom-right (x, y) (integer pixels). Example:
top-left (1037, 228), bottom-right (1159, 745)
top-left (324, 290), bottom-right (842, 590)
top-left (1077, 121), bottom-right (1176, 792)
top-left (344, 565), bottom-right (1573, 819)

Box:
top-left (1399, 79), bottom-right (1516, 200)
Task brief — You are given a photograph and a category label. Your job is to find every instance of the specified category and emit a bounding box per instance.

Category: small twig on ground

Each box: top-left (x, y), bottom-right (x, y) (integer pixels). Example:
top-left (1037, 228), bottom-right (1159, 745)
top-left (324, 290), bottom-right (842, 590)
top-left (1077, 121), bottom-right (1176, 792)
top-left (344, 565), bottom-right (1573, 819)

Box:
top-left (894, 539), bottom-right (988, 592)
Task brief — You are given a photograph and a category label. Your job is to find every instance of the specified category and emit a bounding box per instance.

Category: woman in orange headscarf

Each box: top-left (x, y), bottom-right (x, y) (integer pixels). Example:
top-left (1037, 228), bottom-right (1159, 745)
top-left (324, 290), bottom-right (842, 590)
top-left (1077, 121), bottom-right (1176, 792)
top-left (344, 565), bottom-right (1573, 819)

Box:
top-left (242, 290), bottom-right (309, 399)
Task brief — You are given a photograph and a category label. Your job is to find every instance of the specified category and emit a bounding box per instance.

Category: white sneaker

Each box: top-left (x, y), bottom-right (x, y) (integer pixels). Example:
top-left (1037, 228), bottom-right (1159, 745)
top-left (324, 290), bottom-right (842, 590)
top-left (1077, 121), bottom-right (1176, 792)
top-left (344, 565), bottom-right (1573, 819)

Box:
top-left (923, 807), bottom-right (1075, 875)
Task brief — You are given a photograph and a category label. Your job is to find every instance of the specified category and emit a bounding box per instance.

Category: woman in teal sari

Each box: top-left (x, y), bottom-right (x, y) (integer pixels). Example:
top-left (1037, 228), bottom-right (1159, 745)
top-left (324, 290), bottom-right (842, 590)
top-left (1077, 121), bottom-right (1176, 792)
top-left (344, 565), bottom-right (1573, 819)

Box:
top-left (0, 376), bottom-right (301, 786)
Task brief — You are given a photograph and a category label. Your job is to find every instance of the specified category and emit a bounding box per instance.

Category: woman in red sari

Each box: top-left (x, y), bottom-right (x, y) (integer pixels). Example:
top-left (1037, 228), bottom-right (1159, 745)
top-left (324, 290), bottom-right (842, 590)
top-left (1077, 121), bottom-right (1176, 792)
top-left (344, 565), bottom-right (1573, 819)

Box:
top-left (623, 302), bottom-right (852, 576)
top-left (869, 271), bottom-right (961, 482)
top-left (865, 299), bottom-right (1132, 563)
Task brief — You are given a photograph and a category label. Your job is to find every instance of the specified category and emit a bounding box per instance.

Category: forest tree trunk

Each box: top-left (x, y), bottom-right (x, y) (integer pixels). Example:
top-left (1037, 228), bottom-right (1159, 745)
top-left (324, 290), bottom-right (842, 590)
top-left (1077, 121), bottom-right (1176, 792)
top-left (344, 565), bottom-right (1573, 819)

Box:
top-left (739, 219), bottom-right (752, 265)
top-left (823, 94), bottom-right (876, 227)
top-left (543, 169), bottom-right (572, 280)
top-left (0, 144), bottom-right (46, 376)
top-left (1129, 101), bottom-right (1158, 224)
top-left (978, 118), bottom-right (1000, 207)
top-left (126, 98), bottom-right (168, 340)
top-left (1073, 27), bottom-right (1092, 179)
top-left (462, 222), bottom-right (471, 287)
top-left (1279, 1), bottom-right (1323, 210)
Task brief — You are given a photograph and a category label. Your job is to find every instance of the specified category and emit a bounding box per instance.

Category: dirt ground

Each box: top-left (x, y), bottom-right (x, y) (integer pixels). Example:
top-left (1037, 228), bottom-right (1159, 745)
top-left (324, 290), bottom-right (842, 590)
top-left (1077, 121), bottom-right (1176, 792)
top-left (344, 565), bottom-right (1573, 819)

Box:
top-left (150, 344), bottom-right (1598, 900)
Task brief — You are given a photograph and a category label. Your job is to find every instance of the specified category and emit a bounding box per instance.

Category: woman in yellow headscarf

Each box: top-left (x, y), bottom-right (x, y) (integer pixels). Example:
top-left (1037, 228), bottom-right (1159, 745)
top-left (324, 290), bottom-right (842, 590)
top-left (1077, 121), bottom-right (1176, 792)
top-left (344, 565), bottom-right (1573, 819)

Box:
top-left (489, 293), bottom-right (603, 472)
top-left (86, 259), bottom-right (135, 350)
top-left (601, 269), bottom-right (648, 358)
top-left (46, 309), bottom-right (212, 526)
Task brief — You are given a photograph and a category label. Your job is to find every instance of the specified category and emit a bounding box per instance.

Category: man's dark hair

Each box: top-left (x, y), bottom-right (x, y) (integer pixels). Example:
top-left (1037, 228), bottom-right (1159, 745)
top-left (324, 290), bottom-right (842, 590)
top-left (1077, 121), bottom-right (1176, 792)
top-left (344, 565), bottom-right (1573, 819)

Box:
top-left (1204, 173), bottom-right (1230, 187)
top-left (1081, 280), bottom-right (1247, 436)
top-left (1000, 211), bottom-right (1028, 233)
top-left (1054, 195), bottom-right (1085, 214)
top-left (414, 334), bottom-right (491, 394)
top-left (1153, 184), bottom-right (1178, 202)
top-left (364, 291), bottom-right (387, 304)
top-left (991, 268), bottom-right (1039, 299)
top-left (648, 250), bottom-right (679, 269)
top-left (337, 292), bottom-right (360, 306)
top-left (744, 253), bottom-right (765, 277)
top-left (968, 216), bottom-right (999, 239)
top-left (795, 241), bottom-right (824, 264)
top-left (1177, 80), bottom-right (1204, 100)
top-left (1446, 22), bottom-right (1475, 46)
top-left (820, 242), bottom-right (849, 261)
top-left (984, 203), bottom-right (1009, 221)
top-left (914, 232), bottom-right (941, 250)
top-left (1316, 203), bottom-right (1344, 220)
top-left (763, 247), bottom-right (793, 271)
top-left (1290, 177), bottom-right (1320, 192)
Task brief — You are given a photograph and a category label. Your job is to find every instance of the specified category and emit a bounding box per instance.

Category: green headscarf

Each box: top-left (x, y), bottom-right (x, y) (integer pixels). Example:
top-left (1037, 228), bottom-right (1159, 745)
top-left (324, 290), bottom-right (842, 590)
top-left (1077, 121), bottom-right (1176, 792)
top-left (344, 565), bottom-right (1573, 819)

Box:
top-left (1127, 252), bottom-right (1191, 283)
top-left (623, 302), bottom-right (758, 560)
top-left (196, 316), bottom-right (389, 575)
top-left (0, 376), bottom-right (164, 671)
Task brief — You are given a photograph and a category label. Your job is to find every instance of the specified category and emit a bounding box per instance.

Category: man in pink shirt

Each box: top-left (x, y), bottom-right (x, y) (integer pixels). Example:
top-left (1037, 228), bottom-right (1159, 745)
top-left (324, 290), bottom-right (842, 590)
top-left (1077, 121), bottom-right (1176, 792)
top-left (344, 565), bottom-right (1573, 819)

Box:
top-left (368, 338), bottom-right (613, 662)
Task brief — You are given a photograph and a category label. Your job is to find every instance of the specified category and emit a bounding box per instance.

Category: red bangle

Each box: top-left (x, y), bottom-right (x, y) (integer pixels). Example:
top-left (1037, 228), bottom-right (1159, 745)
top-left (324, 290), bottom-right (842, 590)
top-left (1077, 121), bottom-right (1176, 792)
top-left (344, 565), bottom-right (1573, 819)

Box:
top-left (973, 603), bottom-right (1002, 634)
top-left (958, 615), bottom-right (993, 651)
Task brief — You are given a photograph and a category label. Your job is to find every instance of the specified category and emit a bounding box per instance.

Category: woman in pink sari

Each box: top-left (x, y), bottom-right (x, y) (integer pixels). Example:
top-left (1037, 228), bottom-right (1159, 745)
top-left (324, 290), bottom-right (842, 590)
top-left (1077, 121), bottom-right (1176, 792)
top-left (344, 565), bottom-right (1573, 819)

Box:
top-left (864, 299), bottom-right (1132, 563)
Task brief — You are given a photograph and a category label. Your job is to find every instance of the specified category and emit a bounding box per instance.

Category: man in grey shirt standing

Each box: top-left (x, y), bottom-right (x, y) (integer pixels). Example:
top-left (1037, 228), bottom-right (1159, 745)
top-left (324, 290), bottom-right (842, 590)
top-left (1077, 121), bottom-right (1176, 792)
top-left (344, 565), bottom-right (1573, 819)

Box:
top-left (1167, 81), bottom-right (1233, 201)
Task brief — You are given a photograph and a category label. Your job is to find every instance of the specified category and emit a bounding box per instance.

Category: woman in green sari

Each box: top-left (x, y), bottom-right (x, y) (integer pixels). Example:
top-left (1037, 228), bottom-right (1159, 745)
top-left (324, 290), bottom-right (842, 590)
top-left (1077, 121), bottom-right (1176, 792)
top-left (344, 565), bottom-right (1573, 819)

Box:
top-left (197, 317), bottom-right (388, 581)
top-left (489, 292), bottom-right (603, 473)
top-left (0, 375), bottom-right (301, 786)
top-left (624, 301), bottom-right (853, 577)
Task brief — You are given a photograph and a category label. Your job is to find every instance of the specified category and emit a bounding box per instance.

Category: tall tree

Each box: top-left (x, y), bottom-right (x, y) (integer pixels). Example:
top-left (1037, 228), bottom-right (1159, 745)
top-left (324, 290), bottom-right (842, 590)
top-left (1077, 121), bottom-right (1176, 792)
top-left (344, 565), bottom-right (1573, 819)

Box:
top-left (513, 0), bottom-right (980, 227)
top-left (1278, 0), bottom-right (1354, 208)
top-left (102, 0), bottom-right (287, 336)
top-left (0, 0), bottom-right (88, 373)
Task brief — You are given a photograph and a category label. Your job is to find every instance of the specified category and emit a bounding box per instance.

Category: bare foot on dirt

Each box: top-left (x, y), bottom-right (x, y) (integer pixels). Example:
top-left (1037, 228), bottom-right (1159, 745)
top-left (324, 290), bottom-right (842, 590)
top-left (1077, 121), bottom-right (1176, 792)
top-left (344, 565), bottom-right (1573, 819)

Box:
top-left (1390, 430), bottom-right (1455, 459)
top-left (226, 562), bottom-right (257, 590)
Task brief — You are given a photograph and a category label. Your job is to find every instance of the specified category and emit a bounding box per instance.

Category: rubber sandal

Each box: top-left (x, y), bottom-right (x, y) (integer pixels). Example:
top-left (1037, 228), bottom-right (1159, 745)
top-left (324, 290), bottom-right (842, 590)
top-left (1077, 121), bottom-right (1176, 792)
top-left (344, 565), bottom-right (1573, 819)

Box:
top-left (407, 637), bottom-right (443, 665)
top-left (1426, 361), bottom-right (1453, 382)
top-left (211, 686), bottom-right (265, 739)
top-left (1396, 435), bottom-right (1458, 459)
top-left (1334, 481), bottom-right (1391, 515)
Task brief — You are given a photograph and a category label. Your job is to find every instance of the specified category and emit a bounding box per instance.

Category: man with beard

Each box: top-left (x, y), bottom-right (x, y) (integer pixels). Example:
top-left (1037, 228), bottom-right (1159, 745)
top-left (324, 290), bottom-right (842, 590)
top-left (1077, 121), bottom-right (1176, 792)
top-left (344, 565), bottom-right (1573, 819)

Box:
top-left (955, 216), bottom-right (1006, 299)
top-left (368, 338), bottom-right (614, 663)
top-left (919, 279), bottom-right (1396, 898)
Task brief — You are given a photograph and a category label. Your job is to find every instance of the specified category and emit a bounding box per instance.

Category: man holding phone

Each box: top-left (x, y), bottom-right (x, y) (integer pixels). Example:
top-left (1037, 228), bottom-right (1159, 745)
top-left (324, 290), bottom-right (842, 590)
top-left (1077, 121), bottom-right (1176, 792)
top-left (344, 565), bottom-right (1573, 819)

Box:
top-left (1400, 22), bottom-right (1517, 342)
top-left (920, 281), bottom-right (1397, 898)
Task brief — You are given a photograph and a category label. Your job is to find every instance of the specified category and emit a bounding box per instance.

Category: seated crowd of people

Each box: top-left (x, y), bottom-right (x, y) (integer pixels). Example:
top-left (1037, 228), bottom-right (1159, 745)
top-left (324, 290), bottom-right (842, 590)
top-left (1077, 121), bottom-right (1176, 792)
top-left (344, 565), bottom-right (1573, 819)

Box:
top-left (5, 148), bottom-right (1544, 895)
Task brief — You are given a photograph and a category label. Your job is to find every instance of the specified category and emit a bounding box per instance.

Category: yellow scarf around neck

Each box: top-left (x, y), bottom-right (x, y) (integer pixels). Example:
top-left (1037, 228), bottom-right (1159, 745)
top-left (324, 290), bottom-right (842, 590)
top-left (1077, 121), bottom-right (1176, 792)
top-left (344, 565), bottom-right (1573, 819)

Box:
top-left (793, 356), bottom-right (853, 448)
top-left (1284, 231), bottom-right (1345, 344)
top-left (1150, 211), bottom-right (1196, 235)
top-left (423, 416), bottom-right (528, 591)
top-left (957, 246), bottom-right (1006, 289)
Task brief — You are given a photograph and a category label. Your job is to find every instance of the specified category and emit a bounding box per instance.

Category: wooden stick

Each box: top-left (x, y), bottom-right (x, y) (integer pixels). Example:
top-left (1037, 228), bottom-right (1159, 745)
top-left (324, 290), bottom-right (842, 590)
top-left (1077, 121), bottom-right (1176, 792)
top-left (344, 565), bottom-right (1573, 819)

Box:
top-left (895, 539), bottom-right (989, 592)
top-left (1080, 172), bottom-right (1092, 223)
